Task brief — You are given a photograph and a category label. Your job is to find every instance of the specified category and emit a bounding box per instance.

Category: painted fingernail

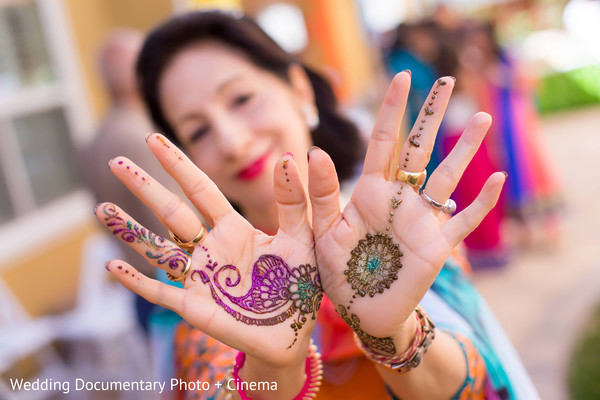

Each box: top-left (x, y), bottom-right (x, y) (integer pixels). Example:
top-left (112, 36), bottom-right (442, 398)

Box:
top-left (402, 69), bottom-right (412, 77)
top-left (283, 152), bottom-right (294, 160)
top-left (307, 146), bottom-right (320, 161)
top-left (145, 133), bottom-right (152, 142)
top-left (502, 171), bottom-right (508, 178)
top-left (104, 261), bottom-right (110, 271)
top-left (450, 76), bottom-right (456, 83)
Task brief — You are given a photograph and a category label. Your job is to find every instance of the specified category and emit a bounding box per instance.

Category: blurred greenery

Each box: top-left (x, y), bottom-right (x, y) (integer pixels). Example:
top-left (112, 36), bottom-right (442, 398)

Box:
top-left (569, 303), bottom-right (600, 400)
top-left (537, 65), bottom-right (600, 114)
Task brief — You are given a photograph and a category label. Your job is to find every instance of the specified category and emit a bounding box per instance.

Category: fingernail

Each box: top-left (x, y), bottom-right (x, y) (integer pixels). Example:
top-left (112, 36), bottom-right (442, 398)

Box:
top-left (450, 76), bottom-right (456, 83)
top-left (93, 203), bottom-right (100, 215)
top-left (108, 158), bottom-right (113, 167)
top-left (283, 152), bottom-right (294, 160)
top-left (307, 146), bottom-right (320, 161)
top-left (501, 171), bottom-right (508, 178)
top-left (145, 133), bottom-right (152, 142)
top-left (402, 69), bottom-right (412, 77)
top-left (104, 261), bottom-right (110, 271)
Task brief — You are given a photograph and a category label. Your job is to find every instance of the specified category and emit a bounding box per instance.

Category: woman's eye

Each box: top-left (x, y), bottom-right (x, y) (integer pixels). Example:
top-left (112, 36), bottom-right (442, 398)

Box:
top-left (232, 93), bottom-right (252, 107)
top-left (189, 125), bottom-right (210, 144)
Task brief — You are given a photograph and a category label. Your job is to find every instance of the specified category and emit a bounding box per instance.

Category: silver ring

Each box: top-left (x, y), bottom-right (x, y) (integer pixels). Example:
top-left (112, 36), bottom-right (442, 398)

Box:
top-left (421, 192), bottom-right (457, 215)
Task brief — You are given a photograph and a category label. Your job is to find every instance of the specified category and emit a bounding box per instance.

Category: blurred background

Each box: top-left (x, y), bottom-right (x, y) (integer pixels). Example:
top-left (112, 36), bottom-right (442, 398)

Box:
top-left (0, 0), bottom-right (599, 399)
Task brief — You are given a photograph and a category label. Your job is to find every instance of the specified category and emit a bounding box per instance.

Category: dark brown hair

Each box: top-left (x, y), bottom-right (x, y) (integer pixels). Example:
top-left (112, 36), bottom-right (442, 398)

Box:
top-left (137, 10), bottom-right (362, 181)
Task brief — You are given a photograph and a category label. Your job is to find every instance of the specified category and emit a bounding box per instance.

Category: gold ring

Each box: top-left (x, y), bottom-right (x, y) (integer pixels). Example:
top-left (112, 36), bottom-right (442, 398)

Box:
top-left (395, 168), bottom-right (427, 190)
top-left (169, 225), bottom-right (205, 251)
top-left (166, 256), bottom-right (192, 283)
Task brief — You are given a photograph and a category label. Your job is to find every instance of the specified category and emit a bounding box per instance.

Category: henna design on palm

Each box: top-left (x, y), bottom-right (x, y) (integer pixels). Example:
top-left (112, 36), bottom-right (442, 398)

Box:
top-left (337, 304), bottom-right (396, 354)
top-left (336, 196), bottom-right (406, 355)
top-left (190, 251), bottom-right (322, 348)
top-left (345, 232), bottom-right (403, 298)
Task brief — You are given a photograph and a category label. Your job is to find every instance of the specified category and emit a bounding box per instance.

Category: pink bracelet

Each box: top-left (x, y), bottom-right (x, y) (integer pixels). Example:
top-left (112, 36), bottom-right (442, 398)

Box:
top-left (231, 342), bottom-right (323, 400)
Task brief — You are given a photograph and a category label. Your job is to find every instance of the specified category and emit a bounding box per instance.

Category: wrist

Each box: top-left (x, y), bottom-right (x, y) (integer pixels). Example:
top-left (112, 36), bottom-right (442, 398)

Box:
top-left (240, 354), bottom-right (306, 400)
top-left (228, 342), bottom-right (323, 400)
top-left (355, 306), bottom-right (436, 374)
top-left (391, 309), bottom-right (420, 353)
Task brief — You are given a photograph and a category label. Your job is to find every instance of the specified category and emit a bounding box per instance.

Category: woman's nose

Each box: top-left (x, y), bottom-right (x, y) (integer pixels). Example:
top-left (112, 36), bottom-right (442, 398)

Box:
top-left (212, 115), bottom-right (251, 159)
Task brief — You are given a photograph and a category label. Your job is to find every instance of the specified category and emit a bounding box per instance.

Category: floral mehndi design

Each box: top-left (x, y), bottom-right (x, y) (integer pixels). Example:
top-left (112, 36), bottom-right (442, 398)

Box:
top-left (337, 304), bottom-right (396, 354)
top-left (404, 77), bottom-right (447, 168)
top-left (345, 232), bottom-right (403, 298)
top-left (336, 190), bottom-right (406, 355)
top-left (102, 203), bottom-right (188, 272)
top-left (190, 249), bottom-right (322, 348)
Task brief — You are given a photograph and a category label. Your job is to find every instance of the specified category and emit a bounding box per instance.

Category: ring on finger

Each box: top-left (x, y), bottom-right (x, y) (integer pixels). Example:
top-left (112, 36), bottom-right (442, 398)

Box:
top-left (169, 225), bottom-right (205, 252)
top-left (166, 255), bottom-right (192, 283)
top-left (421, 192), bottom-right (457, 215)
top-left (395, 168), bottom-right (427, 190)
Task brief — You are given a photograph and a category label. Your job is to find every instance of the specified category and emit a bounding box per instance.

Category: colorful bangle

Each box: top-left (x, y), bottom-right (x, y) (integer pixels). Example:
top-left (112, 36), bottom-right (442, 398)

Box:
top-left (354, 305), bottom-right (436, 374)
top-left (221, 367), bottom-right (242, 400)
top-left (228, 341), bottom-right (323, 400)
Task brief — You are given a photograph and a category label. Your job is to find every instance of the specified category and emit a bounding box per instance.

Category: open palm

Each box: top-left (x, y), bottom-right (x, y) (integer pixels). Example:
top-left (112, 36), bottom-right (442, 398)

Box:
top-left (95, 135), bottom-right (320, 366)
top-left (307, 73), bottom-right (505, 354)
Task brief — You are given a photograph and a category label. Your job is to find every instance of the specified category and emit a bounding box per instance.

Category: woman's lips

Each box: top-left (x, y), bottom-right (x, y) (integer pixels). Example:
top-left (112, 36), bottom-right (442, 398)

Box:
top-left (237, 153), bottom-right (270, 181)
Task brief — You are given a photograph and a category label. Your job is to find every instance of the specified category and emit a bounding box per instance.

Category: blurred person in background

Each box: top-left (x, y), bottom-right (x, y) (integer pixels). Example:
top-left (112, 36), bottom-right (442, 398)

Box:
top-left (82, 28), bottom-right (179, 333)
top-left (94, 11), bottom-right (540, 400)
top-left (457, 20), bottom-right (563, 251)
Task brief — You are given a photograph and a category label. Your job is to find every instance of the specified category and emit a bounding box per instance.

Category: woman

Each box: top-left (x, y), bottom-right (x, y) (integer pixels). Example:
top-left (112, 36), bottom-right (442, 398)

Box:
top-left (94, 11), bottom-right (539, 400)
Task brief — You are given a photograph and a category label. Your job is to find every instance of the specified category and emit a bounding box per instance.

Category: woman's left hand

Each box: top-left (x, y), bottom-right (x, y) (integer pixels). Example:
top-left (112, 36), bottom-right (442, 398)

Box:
top-left (306, 72), bottom-right (505, 351)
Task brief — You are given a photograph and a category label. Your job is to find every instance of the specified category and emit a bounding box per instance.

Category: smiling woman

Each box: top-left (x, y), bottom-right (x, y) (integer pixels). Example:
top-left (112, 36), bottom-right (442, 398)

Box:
top-left (92, 9), bottom-right (541, 400)
top-left (157, 41), bottom-right (314, 226)
top-left (137, 11), bottom-right (362, 235)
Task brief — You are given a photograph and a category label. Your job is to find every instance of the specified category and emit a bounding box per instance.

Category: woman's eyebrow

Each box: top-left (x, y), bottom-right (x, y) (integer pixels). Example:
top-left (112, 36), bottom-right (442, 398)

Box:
top-left (176, 75), bottom-right (246, 125)
top-left (216, 75), bottom-right (245, 93)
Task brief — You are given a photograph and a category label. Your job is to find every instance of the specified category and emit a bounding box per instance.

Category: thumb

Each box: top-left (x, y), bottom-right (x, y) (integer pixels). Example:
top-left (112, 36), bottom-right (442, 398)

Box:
top-left (308, 147), bottom-right (341, 237)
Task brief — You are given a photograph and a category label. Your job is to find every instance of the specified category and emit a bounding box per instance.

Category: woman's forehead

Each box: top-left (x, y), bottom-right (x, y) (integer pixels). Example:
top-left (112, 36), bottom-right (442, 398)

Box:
top-left (170, 40), bottom-right (259, 78)
top-left (161, 41), bottom-right (274, 101)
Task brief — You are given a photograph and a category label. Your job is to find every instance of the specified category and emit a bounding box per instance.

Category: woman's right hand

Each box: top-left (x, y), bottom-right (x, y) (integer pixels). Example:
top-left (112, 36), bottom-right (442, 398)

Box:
top-left (305, 73), bottom-right (503, 399)
top-left (94, 134), bottom-right (320, 374)
top-left (306, 72), bottom-right (504, 351)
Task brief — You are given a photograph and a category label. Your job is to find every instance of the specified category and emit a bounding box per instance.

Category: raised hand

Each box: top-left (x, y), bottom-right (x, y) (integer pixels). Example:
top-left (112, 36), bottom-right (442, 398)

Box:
top-left (307, 72), bottom-right (505, 353)
top-left (95, 134), bottom-right (321, 367)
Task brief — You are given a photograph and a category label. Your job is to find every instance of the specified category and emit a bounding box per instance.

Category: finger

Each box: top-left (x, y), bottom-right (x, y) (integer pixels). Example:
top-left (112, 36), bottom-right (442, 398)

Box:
top-left (95, 202), bottom-right (190, 278)
top-left (363, 71), bottom-right (411, 178)
top-left (423, 112), bottom-right (492, 204)
top-left (146, 133), bottom-right (234, 227)
top-left (308, 147), bottom-right (341, 236)
top-left (441, 172), bottom-right (506, 247)
top-left (274, 153), bottom-right (310, 238)
top-left (109, 156), bottom-right (204, 243)
top-left (105, 260), bottom-right (185, 314)
top-left (399, 76), bottom-right (455, 173)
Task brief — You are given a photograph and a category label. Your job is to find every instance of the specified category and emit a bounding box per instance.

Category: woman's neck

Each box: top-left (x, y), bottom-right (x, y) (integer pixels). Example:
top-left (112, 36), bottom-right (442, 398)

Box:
top-left (242, 202), bottom-right (279, 236)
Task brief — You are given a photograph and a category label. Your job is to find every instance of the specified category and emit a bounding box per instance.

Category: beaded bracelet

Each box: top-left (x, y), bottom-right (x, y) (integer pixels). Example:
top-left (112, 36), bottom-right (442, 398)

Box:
top-left (224, 341), bottom-right (323, 400)
top-left (354, 305), bottom-right (435, 374)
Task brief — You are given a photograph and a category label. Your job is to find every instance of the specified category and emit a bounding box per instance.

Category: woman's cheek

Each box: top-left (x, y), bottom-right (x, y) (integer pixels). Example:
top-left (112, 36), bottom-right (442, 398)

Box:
top-left (191, 149), bottom-right (216, 175)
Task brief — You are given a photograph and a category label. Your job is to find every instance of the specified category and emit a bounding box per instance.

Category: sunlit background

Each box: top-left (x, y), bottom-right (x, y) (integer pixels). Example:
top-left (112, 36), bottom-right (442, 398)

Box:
top-left (1, 0), bottom-right (599, 399)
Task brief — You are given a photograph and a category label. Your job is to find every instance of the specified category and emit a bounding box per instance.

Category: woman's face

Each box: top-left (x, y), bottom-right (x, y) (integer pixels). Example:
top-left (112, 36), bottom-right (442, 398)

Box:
top-left (159, 41), bottom-right (313, 222)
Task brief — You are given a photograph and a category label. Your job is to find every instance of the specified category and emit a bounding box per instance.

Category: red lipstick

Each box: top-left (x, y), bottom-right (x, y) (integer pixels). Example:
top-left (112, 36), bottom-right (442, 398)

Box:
top-left (237, 153), bottom-right (269, 181)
